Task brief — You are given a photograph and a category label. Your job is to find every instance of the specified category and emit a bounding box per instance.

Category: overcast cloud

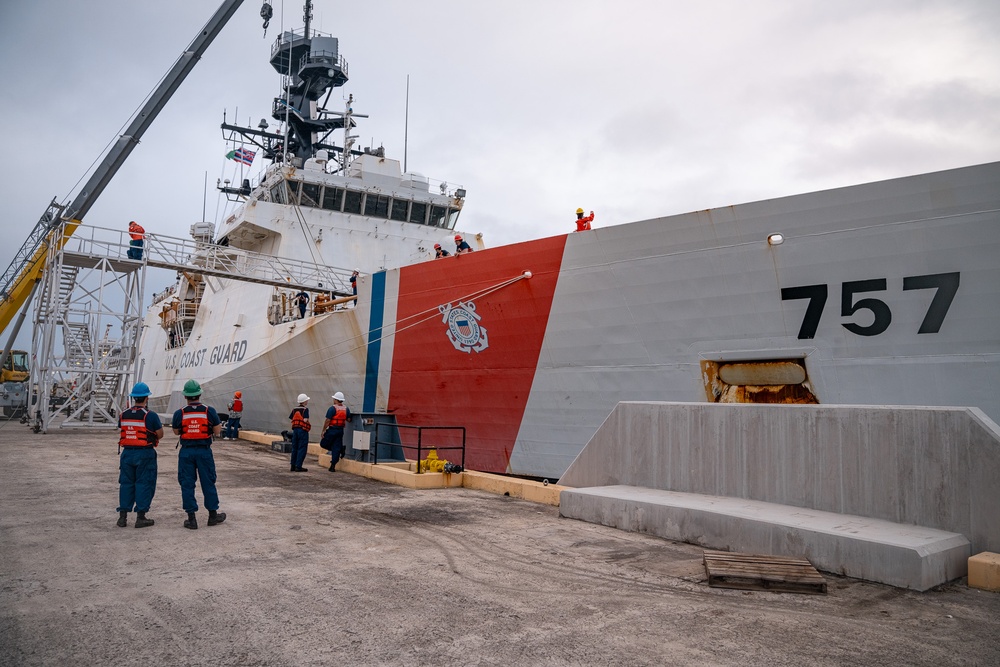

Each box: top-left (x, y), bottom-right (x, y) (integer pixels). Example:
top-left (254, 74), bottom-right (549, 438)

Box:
top-left (1, 1), bottom-right (998, 325)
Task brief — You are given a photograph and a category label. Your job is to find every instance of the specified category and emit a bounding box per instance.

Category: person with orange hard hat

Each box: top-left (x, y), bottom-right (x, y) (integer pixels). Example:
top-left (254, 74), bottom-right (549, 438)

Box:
top-left (224, 391), bottom-right (243, 441)
top-left (434, 243), bottom-right (451, 258)
top-left (574, 208), bottom-right (594, 232)
top-left (454, 233), bottom-right (474, 255)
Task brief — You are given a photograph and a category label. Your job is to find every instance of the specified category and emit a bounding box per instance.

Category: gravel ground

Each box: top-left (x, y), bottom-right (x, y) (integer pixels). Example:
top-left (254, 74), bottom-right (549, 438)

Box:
top-left (2, 423), bottom-right (999, 667)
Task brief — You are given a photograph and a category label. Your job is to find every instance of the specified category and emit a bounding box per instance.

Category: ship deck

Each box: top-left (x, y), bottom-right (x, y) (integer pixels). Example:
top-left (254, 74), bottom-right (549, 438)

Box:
top-left (2, 425), bottom-right (999, 666)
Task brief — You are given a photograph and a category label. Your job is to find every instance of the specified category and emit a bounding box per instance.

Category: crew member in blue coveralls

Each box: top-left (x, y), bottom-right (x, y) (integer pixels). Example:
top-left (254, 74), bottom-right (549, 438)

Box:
top-left (172, 379), bottom-right (227, 530)
top-left (350, 269), bottom-right (359, 305)
top-left (116, 382), bottom-right (164, 528)
top-left (454, 234), bottom-right (474, 255)
top-left (321, 391), bottom-right (352, 472)
top-left (434, 243), bottom-right (450, 258)
top-left (295, 290), bottom-right (309, 318)
top-left (289, 393), bottom-right (311, 472)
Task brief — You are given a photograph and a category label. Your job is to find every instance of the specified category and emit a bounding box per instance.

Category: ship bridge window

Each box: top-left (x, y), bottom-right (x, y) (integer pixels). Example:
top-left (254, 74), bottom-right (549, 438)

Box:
top-left (429, 205), bottom-right (448, 228)
top-left (322, 186), bottom-right (344, 211)
top-left (344, 190), bottom-right (363, 214)
top-left (365, 194), bottom-right (390, 219)
top-left (390, 198), bottom-right (409, 222)
top-left (301, 182), bottom-right (321, 208)
top-left (447, 209), bottom-right (460, 229)
top-left (269, 181), bottom-right (288, 204)
top-left (409, 201), bottom-right (428, 224)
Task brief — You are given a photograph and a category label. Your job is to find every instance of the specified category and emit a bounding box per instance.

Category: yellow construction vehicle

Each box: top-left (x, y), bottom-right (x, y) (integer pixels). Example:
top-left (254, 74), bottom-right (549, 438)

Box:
top-left (1, 349), bottom-right (29, 417)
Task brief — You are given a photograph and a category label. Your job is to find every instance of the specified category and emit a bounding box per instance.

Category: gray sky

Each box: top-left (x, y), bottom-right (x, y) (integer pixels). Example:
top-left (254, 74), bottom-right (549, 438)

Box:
top-left (1, 1), bottom-right (998, 291)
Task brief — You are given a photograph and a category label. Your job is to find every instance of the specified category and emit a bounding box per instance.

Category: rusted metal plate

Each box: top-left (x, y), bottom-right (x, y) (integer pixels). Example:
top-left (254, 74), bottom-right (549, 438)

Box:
top-left (703, 550), bottom-right (828, 594)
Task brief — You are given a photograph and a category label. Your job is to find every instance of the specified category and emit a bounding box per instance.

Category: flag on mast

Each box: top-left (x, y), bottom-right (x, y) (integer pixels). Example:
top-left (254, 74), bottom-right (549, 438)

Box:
top-left (226, 147), bottom-right (256, 166)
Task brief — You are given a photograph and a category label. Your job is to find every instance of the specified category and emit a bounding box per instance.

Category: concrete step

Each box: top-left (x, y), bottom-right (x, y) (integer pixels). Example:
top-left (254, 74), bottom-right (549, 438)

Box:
top-left (560, 485), bottom-right (970, 591)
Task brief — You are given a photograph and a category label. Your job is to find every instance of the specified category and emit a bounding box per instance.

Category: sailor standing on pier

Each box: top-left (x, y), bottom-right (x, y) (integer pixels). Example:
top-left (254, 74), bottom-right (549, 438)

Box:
top-left (116, 382), bottom-right (163, 528)
top-left (172, 380), bottom-right (227, 530)
top-left (289, 394), bottom-right (311, 472)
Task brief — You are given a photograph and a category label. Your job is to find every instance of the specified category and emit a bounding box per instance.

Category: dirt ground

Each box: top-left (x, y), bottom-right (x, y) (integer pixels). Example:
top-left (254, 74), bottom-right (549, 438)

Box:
top-left (1, 423), bottom-right (998, 667)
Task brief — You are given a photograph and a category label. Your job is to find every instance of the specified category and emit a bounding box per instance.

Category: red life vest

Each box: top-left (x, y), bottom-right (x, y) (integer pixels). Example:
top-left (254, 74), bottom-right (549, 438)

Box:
top-left (291, 406), bottom-right (311, 431)
top-left (180, 404), bottom-right (212, 440)
top-left (329, 404), bottom-right (347, 428)
top-left (120, 406), bottom-right (155, 447)
top-left (230, 399), bottom-right (243, 414)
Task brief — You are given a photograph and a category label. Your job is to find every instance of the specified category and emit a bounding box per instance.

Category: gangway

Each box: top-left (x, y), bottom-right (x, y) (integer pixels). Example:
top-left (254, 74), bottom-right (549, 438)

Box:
top-left (29, 219), bottom-right (358, 433)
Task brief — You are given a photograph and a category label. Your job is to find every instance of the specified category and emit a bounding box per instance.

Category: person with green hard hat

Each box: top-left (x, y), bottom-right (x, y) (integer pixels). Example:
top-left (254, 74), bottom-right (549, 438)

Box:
top-left (116, 382), bottom-right (164, 528)
top-left (171, 379), bottom-right (226, 530)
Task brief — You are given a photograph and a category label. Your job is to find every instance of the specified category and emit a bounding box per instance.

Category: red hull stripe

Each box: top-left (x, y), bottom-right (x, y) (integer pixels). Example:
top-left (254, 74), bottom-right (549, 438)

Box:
top-left (388, 236), bottom-right (568, 473)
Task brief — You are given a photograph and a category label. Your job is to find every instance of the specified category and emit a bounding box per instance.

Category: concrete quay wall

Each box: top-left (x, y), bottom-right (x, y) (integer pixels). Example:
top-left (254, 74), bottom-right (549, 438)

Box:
top-left (558, 402), bottom-right (1000, 554)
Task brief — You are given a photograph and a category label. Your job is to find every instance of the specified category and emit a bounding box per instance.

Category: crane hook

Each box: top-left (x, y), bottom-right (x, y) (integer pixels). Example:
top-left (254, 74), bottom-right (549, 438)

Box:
top-left (260, 1), bottom-right (273, 36)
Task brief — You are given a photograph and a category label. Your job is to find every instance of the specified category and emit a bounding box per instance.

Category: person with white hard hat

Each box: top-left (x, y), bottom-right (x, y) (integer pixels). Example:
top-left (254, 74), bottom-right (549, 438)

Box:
top-left (321, 391), bottom-right (353, 472)
top-left (288, 393), bottom-right (312, 472)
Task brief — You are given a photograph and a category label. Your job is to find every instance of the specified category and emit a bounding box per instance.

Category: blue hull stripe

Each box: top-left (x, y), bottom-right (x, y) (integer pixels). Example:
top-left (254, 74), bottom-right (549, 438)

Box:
top-left (362, 271), bottom-right (387, 412)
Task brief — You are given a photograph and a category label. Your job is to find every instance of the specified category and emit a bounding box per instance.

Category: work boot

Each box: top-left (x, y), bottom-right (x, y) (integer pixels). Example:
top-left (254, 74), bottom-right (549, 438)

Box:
top-left (290, 464), bottom-right (296, 472)
top-left (134, 512), bottom-right (154, 528)
top-left (294, 466), bottom-right (308, 472)
top-left (328, 462), bottom-right (336, 472)
top-left (183, 512), bottom-right (198, 530)
top-left (208, 510), bottom-right (227, 526)
top-left (117, 511), bottom-right (128, 528)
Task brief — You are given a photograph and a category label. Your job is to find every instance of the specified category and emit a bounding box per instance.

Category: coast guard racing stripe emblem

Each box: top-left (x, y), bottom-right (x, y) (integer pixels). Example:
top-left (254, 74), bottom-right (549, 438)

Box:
top-left (440, 300), bottom-right (488, 353)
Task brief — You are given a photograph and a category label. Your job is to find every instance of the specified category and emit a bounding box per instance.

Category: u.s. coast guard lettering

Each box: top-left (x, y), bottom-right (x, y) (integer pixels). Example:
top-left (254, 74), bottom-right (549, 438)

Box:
top-left (781, 272), bottom-right (960, 339)
top-left (438, 300), bottom-right (489, 353)
top-left (165, 339), bottom-right (249, 369)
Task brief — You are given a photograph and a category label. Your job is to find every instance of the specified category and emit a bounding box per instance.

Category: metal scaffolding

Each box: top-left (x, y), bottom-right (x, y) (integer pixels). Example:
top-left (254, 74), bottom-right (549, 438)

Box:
top-left (28, 220), bottom-right (355, 432)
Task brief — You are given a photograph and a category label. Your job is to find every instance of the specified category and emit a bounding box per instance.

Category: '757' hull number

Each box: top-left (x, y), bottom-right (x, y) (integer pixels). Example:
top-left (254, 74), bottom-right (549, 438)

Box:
top-left (780, 272), bottom-right (959, 339)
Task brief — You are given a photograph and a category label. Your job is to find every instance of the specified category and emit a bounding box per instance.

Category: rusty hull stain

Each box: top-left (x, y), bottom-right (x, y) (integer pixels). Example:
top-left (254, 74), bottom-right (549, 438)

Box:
top-left (701, 359), bottom-right (818, 405)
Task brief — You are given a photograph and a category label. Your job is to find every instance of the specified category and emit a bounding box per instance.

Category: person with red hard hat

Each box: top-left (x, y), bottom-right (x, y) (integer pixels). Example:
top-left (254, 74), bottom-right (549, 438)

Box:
top-left (116, 382), bottom-right (164, 528)
top-left (574, 207), bottom-right (594, 232)
top-left (224, 391), bottom-right (243, 441)
top-left (171, 379), bottom-right (226, 530)
top-left (454, 234), bottom-right (473, 255)
top-left (434, 243), bottom-right (450, 258)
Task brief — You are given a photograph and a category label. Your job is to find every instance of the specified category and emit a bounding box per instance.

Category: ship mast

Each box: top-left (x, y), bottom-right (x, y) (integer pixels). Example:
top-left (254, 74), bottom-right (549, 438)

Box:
top-left (220, 0), bottom-right (363, 187)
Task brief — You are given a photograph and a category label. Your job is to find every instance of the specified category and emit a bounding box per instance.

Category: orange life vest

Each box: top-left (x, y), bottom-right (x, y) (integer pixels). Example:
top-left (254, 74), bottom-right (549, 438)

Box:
top-left (180, 404), bottom-right (212, 440)
top-left (128, 222), bottom-right (145, 240)
top-left (329, 404), bottom-right (347, 428)
top-left (291, 406), bottom-right (311, 431)
top-left (120, 407), bottom-right (155, 447)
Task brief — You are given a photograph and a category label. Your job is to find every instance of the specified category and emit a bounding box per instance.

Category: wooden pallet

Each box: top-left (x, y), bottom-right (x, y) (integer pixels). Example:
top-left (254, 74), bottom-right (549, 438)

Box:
top-left (703, 550), bottom-right (828, 594)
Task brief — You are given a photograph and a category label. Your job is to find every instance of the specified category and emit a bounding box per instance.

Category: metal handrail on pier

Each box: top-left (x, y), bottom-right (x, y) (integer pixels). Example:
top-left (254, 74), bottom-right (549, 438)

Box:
top-left (372, 423), bottom-right (466, 472)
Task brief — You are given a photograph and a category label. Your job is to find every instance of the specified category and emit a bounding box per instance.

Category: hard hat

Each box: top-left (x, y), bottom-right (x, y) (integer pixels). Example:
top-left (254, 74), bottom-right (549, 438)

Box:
top-left (353, 268), bottom-right (360, 273)
top-left (434, 243), bottom-right (441, 249)
top-left (332, 391), bottom-right (345, 402)
top-left (130, 382), bottom-right (151, 398)
top-left (234, 391), bottom-right (242, 398)
top-left (576, 208), bottom-right (584, 214)
top-left (297, 393), bottom-right (310, 403)
top-left (454, 234), bottom-right (463, 241)
top-left (182, 379), bottom-right (202, 397)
